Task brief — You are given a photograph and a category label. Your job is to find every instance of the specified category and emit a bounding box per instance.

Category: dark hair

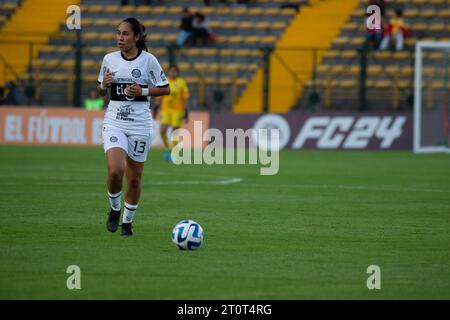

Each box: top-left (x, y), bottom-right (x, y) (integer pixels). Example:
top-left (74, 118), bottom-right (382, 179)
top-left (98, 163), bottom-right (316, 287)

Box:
top-left (122, 17), bottom-right (147, 51)
top-left (168, 65), bottom-right (180, 73)
top-left (394, 8), bottom-right (403, 17)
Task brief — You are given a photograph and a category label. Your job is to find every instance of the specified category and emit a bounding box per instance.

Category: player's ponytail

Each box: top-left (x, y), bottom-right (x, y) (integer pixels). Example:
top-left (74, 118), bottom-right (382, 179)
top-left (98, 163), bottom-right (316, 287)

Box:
top-left (122, 17), bottom-right (148, 52)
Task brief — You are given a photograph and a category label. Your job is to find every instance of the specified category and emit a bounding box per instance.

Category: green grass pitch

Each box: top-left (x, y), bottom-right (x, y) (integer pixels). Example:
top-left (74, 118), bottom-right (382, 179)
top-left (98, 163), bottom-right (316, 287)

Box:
top-left (0, 145), bottom-right (449, 299)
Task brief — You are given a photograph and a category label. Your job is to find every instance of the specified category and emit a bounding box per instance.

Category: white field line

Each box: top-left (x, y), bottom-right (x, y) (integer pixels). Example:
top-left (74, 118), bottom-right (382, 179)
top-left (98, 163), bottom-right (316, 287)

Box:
top-left (242, 183), bottom-right (450, 194)
top-left (0, 176), bottom-right (243, 186)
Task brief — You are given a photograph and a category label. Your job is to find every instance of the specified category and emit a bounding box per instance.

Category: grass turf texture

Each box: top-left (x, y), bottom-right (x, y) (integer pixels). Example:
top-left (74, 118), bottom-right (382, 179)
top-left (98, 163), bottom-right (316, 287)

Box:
top-left (0, 145), bottom-right (449, 299)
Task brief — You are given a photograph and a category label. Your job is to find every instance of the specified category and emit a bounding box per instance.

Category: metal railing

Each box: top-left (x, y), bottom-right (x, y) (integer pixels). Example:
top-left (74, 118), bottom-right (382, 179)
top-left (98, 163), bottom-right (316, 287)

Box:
top-left (1, 37), bottom-right (425, 111)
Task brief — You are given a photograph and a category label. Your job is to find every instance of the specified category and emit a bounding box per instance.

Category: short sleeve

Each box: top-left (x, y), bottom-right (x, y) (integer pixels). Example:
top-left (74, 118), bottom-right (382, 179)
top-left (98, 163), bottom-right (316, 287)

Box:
top-left (149, 56), bottom-right (169, 87)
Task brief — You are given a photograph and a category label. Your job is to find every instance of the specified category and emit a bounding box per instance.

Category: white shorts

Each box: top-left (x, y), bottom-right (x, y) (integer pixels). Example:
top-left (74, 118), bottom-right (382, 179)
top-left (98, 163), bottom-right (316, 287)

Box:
top-left (102, 126), bottom-right (152, 162)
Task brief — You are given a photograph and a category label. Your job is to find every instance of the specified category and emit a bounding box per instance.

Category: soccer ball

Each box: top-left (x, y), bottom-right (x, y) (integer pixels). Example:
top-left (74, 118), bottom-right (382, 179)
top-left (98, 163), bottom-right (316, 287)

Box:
top-left (172, 220), bottom-right (204, 250)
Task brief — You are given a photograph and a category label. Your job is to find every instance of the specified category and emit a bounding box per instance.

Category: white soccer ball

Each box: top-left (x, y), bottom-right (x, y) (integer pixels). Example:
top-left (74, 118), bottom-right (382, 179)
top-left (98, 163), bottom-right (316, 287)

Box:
top-left (172, 220), bottom-right (204, 250)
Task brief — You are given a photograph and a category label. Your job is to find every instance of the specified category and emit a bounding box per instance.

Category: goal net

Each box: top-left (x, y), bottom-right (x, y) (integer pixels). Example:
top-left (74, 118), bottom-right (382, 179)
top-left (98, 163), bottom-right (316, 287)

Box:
top-left (414, 41), bottom-right (450, 154)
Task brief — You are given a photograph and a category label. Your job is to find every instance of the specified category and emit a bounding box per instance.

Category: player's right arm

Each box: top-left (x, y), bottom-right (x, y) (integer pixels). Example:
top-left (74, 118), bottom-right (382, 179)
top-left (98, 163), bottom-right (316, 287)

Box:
top-left (98, 68), bottom-right (112, 97)
top-left (97, 56), bottom-right (113, 97)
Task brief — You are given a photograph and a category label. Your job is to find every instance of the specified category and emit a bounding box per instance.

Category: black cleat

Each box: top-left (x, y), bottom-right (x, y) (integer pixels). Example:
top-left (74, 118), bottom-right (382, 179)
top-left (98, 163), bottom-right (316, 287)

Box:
top-left (106, 209), bottom-right (120, 232)
top-left (121, 222), bottom-right (134, 237)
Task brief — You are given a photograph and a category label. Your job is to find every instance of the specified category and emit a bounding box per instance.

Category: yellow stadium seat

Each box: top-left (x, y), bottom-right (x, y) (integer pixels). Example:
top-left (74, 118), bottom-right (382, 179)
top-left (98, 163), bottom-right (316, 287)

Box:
top-left (120, 5), bottom-right (136, 14)
top-left (264, 8), bottom-right (280, 16)
top-left (150, 6), bottom-right (167, 14)
top-left (228, 35), bottom-right (243, 44)
top-left (216, 7), bottom-right (230, 15)
top-left (104, 5), bottom-right (120, 14)
top-left (245, 36), bottom-right (260, 44)
top-left (99, 33), bottom-right (115, 41)
top-left (332, 37), bottom-right (349, 46)
top-left (254, 22), bottom-right (270, 30)
top-left (61, 60), bottom-right (74, 68)
top-left (248, 8), bottom-right (263, 16)
top-left (223, 21), bottom-right (238, 29)
top-left (165, 34), bottom-right (177, 42)
top-left (87, 47), bottom-right (105, 55)
top-left (341, 50), bottom-right (357, 59)
top-left (202, 48), bottom-right (219, 57)
top-left (83, 32), bottom-right (99, 40)
top-left (323, 51), bottom-right (339, 59)
top-left (349, 37), bottom-right (364, 46)
top-left (385, 65), bottom-right (400, 75)
top-left (94, 19), bottom-right (110, 27)
top-left (239, 21), bottom-right (253, 30)
top-left (88, 5), bottom-right (103, 13)
top-left (438, 9), bottom-right (450, 18)
top-left (261, 36), bottom-right (276, 44)
top-left (373, 51), bottom-right (392, 59)
top-left (331, 64), bottom-right (345, 73)
top-left (271, 21), bottom-right (287, 30)
top-left (342, 23), bottom-right (358, 31)
top-left (367, 65), bottom-right (382, 75)
top-left (82, 18), bottom-right (94, 26)
top-left (147, 33), bottom-right (163, 42)
top-left (373, 80), bottom-right (390, 89)
top-left (56, 46), bottom-right (71, 53)
top-left (83, 74), bottom-right (98, 82)
top-left (280, 8), bottom-right (296, 16)
top-left (421, 9), bottom-right (436, 19)
top-left (158, 20), bottom-right (177, 28)
top-left (235, 49), bottom-right (252, 57)
top-left (136, 6), bottom-right (151, 14)
top-left (429, 23), bottom-right (445, 32)
top-left (231, 7), bottom-right (247, 16)
top-left (317, 64), bottom-right (331, 73)
top-left (411, 23), bottom-right (427, 32)
top-left (39, 45), bottom-right (56, 53)
top-left (199, 7), bottom-right (214, 15)
top-left (404, 9), bottom-right (419, 18)
top-left (167, 6), bottom-right (183, 15)
top-left (338, 80), bottom-right (357, 88)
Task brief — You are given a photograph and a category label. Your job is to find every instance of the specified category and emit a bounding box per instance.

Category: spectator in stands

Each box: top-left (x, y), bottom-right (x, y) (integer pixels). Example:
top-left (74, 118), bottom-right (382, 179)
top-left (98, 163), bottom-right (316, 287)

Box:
top-left (380, 8), bottom-right (409, 51)
top-left (84, 89), bottom-right (104, 110)
top-left (190, 12), bottom-right (212, 45)
top-left (0, 86), bottom-right (5, 105)
top-left (4, 81), bottom-right (19, 105)
top-left (176, 8), bottom-right (194, 47)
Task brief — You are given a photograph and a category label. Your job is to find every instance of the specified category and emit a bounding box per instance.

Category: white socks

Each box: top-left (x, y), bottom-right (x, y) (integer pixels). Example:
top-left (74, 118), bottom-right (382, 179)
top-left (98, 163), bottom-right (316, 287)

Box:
top-left (108, 191), bottom-right (121, 211)
top-left (108, 191), bottom-right (138, 223)
top-left (123, 202), bottom-right (138, 224)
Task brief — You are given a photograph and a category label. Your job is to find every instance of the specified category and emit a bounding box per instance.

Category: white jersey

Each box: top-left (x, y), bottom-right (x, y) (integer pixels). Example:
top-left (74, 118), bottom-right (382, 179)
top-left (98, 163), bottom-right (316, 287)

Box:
top-left (97, 50), bottom-right (169, 135)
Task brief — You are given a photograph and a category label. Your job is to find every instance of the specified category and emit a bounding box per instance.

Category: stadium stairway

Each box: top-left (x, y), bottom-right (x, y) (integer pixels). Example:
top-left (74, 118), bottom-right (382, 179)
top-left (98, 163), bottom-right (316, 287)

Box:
top-left (233, 0), bottom-right (360, 113)
top-left (0, 0), bottom-right (79, 85)
top-left (298, 0), bottom-right (450, 111)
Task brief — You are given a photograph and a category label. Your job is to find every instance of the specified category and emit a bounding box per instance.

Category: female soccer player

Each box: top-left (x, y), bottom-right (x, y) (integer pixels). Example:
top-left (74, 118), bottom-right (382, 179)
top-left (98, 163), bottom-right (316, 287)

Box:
top-left (153, 65), bottom-right (190, 161)
top-left (98, 17), bottom-right (170, 236)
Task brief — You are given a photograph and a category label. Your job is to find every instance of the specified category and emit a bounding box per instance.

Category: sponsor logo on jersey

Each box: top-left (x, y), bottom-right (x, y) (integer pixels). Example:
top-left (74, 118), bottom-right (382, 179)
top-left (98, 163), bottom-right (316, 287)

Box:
top-left (132, 69), bottom-right (141, 78)
top-left (160, 70), bottom-right (167, 82)
top-left (110, 136), bottom-right (118, 143)
top-left (116, 105), bottom-right (135, 122)
top-left (150, 71), bottom-right (157, 84)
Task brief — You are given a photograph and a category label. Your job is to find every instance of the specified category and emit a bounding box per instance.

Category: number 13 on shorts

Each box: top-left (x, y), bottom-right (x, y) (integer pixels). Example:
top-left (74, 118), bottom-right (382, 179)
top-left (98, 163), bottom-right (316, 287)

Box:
top-left (103, 127), bottom-right (152, 163)
top-left (128, 135), bottom-right (151, 162)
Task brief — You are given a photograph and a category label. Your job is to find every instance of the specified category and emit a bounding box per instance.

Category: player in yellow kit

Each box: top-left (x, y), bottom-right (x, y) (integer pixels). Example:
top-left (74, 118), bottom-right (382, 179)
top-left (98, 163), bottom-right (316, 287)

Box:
top-left (153, 65), bottom-right (190, 161)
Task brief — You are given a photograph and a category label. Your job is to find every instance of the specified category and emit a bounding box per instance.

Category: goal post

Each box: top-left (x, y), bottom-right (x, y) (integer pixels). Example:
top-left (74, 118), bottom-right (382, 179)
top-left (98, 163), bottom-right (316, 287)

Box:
top-left (414, 41), bottom-right (450, 154)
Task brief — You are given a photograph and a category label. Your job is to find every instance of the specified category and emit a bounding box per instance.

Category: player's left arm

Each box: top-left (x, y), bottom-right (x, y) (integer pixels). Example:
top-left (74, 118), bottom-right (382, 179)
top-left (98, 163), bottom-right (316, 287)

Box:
top-left (126, 82), bottom-right (170, 97)
top-left (182, 79), bottom-right (190, 122)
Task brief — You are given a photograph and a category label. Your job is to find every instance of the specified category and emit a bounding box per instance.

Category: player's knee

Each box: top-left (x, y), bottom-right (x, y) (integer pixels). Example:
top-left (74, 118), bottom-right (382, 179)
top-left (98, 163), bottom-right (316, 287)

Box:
top-left (128, 177), bottom-right (141, 191)
top-left (108, 167), bottom-right (124, 183)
